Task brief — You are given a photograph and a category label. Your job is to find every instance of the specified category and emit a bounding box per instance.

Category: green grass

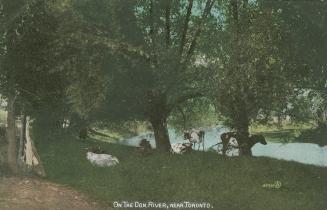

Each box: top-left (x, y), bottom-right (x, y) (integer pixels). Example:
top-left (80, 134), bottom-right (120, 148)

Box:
top-left (89, 121), bottom-right (151, 143)
top-left (34, 132), bottom-right (327, 210)
top-left (250, 122), bottom-right (327, 146)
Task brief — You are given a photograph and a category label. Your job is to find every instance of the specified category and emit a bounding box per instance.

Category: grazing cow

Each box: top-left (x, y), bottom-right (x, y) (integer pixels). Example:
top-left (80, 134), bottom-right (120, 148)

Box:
top-left (86, 152), bottom-right (119, 167)
top-left (171, 143), bottom-right (193, 154)
top-left (248, 134), bottom-right (267, 147)
top-left (220, 131), bottom-right (238, 156)
top-left (241, 134), bottom-right (267, 156)
top-left (220, 132), bottom-right (267, 156)
top-left (137, 138), bottom-right (152, 155)
top-left (184, 129), bottom-right (205, 150)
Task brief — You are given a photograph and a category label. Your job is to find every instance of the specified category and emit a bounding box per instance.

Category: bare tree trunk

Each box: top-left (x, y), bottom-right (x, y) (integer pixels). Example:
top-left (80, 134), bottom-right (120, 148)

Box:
top-left (24, 117), bottom-right (46, 177)
top-left (234, 107), bottom-right (252, 156)
top-left (317, 108), bottom-right (327, 128)
top-left (236, 125), bottom-right (252, 156)
top-left (277, 114), bottom-right (283, 128)
top-left (150, 118), bottom-right (171, 152)
top-left (18, 114), bottom-right (27, 162)
top-left (147, 92), bottom-right (171, 152)
top-left (7, 94), bottom-right (18, 173)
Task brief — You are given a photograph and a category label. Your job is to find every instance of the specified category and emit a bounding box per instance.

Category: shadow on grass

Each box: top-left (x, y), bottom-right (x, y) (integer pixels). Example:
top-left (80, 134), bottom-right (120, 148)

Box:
top-left (31, 128), bottom-right (327, 210)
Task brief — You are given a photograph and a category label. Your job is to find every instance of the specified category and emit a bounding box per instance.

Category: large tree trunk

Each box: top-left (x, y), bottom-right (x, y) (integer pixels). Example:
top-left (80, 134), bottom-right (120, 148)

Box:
top-left (150, 118), bottom-right (171, 152)
top-left (7, 94), bottom-right (18, 173)
top-left (234, 110), bottom-right (252, 156)
top-left (236, 126), bottom-right (252, 156)
top-left (24, 117), bottom-right (46, 177)
top-left (147, 91), bottom-right (171, 152)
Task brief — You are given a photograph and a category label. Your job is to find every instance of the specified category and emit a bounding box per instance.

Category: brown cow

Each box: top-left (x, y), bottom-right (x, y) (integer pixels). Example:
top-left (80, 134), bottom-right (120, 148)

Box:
top-left (220, 132), bottom-right (267, 156)
top-left (220, 132), bottom-right (238, 156)
top-left (137, 138), bottom-right (152, 155)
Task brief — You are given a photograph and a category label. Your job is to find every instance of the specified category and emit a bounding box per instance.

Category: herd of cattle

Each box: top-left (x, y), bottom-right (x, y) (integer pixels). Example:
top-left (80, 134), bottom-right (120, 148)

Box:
top-left (86, 129), bottom-right (268, 167)
top-left (171, 129), bottom-right (267, 155)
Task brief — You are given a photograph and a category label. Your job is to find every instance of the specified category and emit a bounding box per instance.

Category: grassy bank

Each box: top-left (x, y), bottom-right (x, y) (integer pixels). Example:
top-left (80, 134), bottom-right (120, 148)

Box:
top-left (93, 121), bottom-right (320, 145)
top-left (35, 132), bottom-right (327, 210)
top-left (250, 123), bottom-right (315, 143)
top-left (250, 122), bottom-right (327, 146)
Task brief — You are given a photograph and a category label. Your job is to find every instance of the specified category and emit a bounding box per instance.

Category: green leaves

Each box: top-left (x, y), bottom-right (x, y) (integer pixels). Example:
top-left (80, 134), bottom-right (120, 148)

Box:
top-left (209, 0), bottom-right (294, 130)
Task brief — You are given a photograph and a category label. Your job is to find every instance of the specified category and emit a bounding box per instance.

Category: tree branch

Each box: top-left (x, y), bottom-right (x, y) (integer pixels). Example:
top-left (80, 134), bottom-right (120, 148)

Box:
top-left (149, 0), bottom-right (155, 51)
top-left (168, 91), bottom-right (204, 111)
top-left (147, 0), bottom-right (159, 67)
top-left (0, 3), bottom-right (27, 33)
top-left (69, 32), bottom-right (150, 61)
top-left (243, 0), bottom-right (248, 9)
top-left (184, 0), bottom-right (215, 62)
top-left (17, 87), bottom-right (41, 100)
top-left (177, 106), bottom-right (187, 130)
top-left (165, 0), bottom-right (172, 47)
top-left (179, 0), bottom-right (194, 57)
top-left (230, 0), bottom-right (239, 29)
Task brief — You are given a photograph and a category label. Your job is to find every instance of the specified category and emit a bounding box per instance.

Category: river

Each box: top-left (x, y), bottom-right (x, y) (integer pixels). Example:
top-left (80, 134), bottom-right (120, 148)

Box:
top-left (119, 127), bottom-right (327, 167)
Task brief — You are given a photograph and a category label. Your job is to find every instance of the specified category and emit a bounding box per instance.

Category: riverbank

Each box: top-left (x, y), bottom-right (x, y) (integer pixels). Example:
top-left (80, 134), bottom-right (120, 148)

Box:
top-left (250, 122), bottom-right (313, 143)
top-left (35, 132), bottom-right (327, 210)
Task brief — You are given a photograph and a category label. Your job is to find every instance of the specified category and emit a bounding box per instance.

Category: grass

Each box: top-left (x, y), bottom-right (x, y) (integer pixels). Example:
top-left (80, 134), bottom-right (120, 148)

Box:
top-left (89, 121), bottom-right (151, 143)
top-left (34, 131), bottom-right (327, 210)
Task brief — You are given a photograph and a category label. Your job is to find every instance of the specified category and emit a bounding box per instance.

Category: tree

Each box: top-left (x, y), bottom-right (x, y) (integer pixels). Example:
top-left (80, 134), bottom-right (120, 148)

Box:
top-left (168, 97), bottom-right (218, 131)
top-left (210, 0), bottom-right (294, 155)
top-left (0, 0), bottom-right (27, 173)
top-left (266, 0), bottom-right (327, 127)
top-left (0, 0), bottom-right (66, 173)
top-left (82, 0), bottom-right (220, 151)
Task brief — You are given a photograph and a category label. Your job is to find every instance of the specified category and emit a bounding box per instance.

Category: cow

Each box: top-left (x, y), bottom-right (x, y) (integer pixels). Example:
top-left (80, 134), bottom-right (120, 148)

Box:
top-left (86, 152), bottom-right (119, 167)
top-left (220, 132), bottom-right (267, 156)
top-left (171, 143), bottom-right (193, 154)
top-left (137, 138), bottom-right (152, 156)
top-left (184, 129), bottom-right (205, 150)
top-left (241, 134), bottom-right (267, 156)
top-left (220, 131), bottom-right (238, 156)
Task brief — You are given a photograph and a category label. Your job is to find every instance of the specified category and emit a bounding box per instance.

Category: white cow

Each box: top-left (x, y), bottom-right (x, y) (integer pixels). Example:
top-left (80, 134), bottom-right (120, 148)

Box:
top-left (183, 129), bottom-right (205, 150)
top-left (86, 152), bottom-right (119, 167)
top-left (171, 143), bottom-right (193, 154)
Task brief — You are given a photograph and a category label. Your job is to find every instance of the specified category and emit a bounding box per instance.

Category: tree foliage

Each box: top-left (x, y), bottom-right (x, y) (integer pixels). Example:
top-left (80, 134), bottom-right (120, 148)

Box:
top-left (210, 1), bottom-right (293, 133)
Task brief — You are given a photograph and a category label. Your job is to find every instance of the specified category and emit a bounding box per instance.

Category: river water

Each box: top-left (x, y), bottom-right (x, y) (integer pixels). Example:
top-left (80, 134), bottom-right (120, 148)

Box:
top-left (119, 127), bottom-right (327, 167)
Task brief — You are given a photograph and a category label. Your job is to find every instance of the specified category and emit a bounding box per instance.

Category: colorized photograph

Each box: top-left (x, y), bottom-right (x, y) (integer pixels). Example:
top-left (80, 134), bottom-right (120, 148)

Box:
top-left (0, 0), bottom-right (326, 209)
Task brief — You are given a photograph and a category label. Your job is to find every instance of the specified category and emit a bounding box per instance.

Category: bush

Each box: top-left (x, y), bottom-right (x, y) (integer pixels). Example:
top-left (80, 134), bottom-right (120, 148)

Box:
top-left (295, 125), bottom-right (327, 146)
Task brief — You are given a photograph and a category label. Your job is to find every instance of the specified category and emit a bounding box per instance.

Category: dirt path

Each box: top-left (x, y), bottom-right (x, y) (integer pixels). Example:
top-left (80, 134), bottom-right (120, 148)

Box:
top-left (0, 176), bottom-right (108, 210)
